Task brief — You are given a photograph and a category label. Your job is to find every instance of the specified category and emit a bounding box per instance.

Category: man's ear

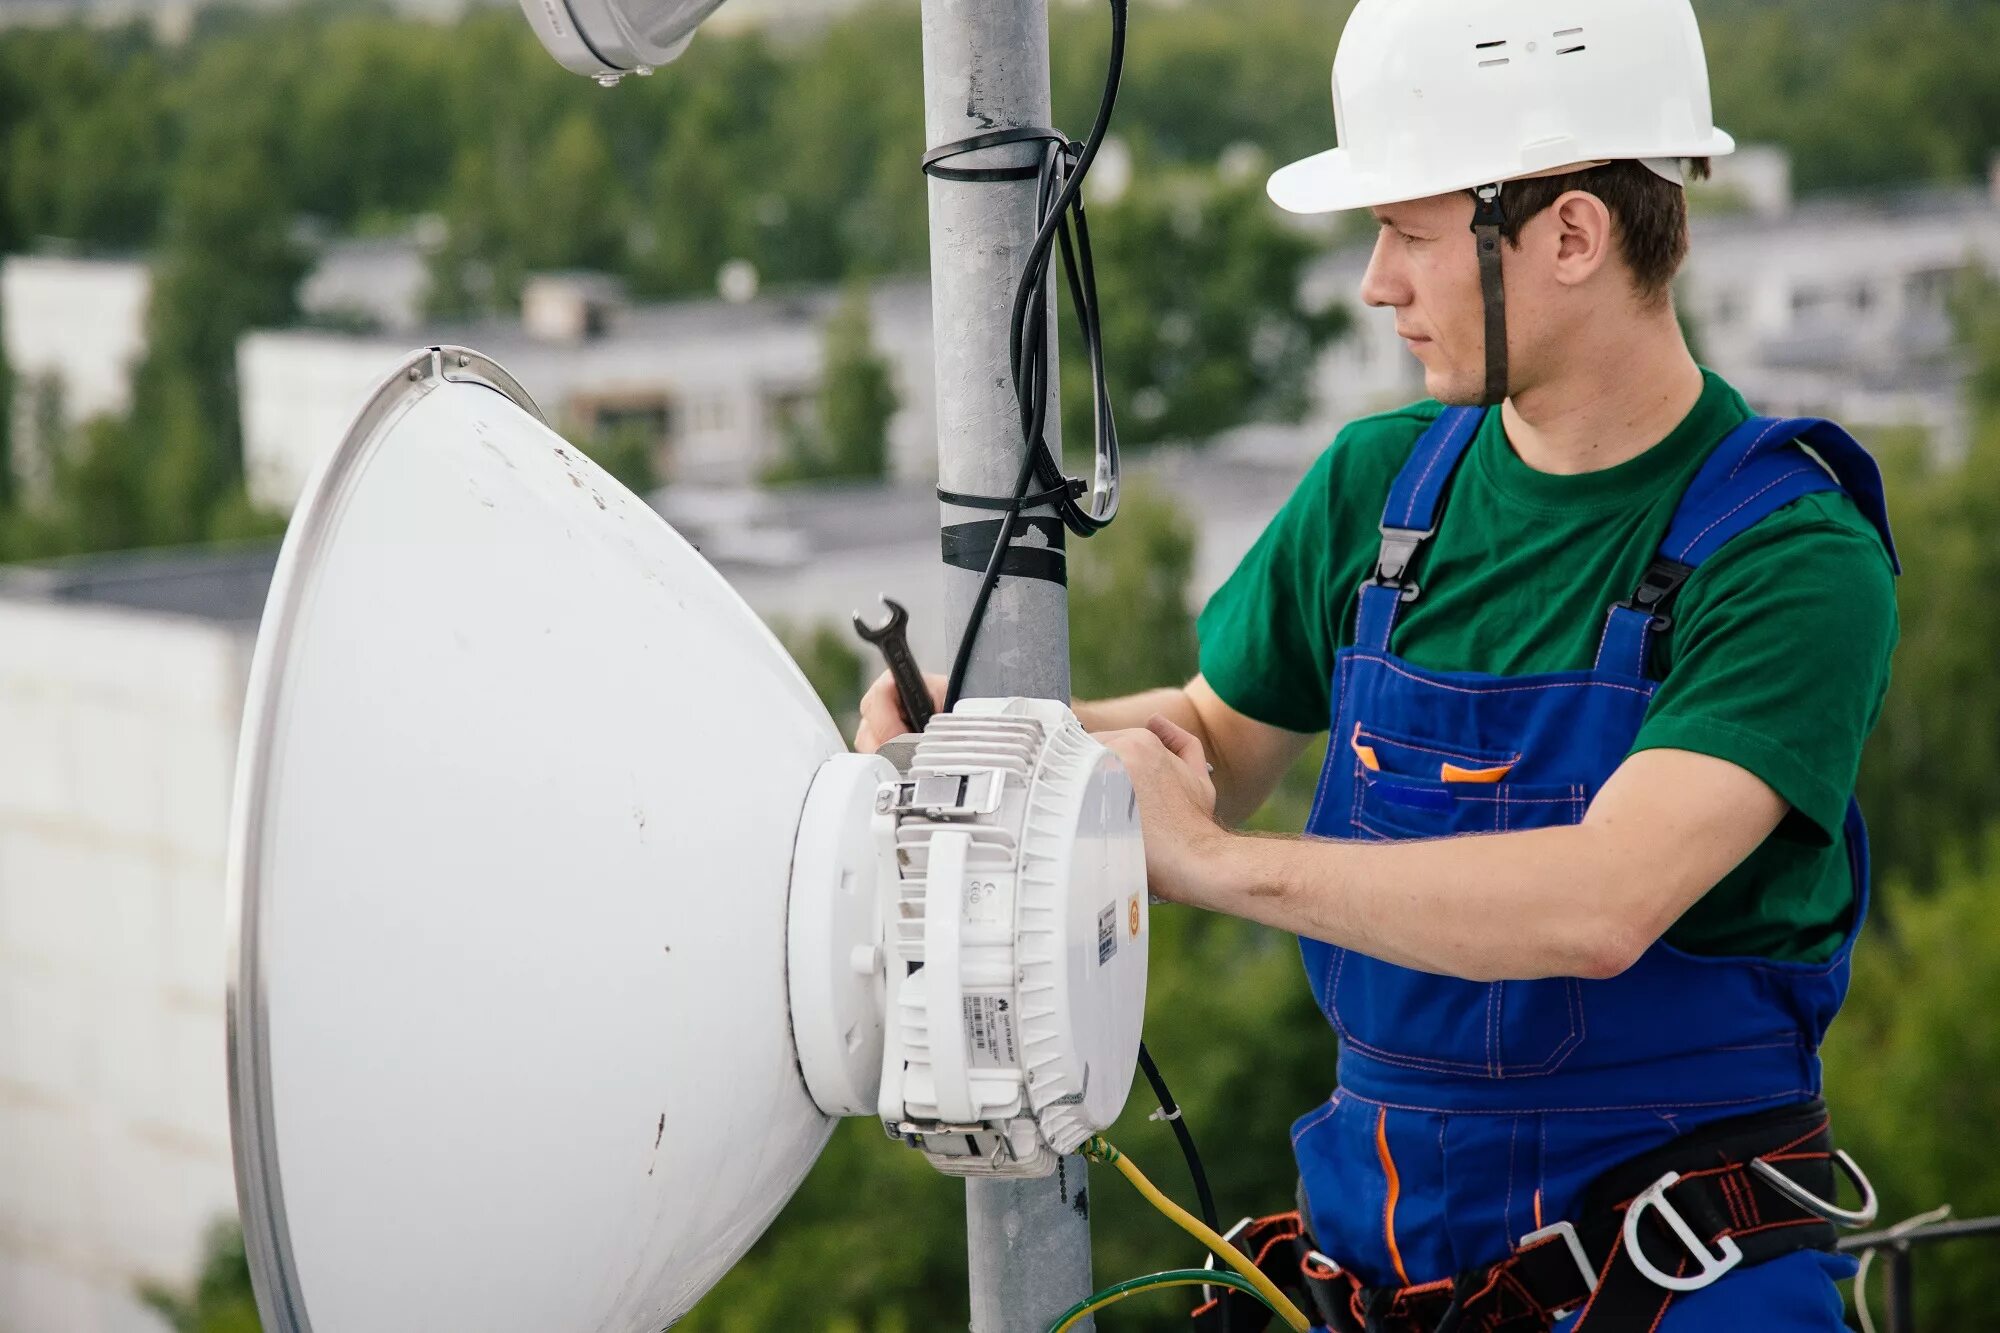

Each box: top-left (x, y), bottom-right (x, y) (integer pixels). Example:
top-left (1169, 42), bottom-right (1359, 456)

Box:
top-left (1548, 189), bottom-right (1615, 289)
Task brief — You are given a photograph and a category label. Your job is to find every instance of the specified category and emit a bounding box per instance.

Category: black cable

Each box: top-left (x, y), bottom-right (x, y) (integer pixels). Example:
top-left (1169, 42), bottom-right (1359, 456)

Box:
top-left (1136, 1042), bottom-right (1220, 1235)
top-left (940, 0), bottom-right (1129, 712)
top-left (1137, 1042), bottom-right (1235, 1333)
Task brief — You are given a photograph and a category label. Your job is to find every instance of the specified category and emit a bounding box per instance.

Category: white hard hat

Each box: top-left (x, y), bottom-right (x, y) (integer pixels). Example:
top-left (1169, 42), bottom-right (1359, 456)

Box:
top-left (1269, 0), bottom-right (1736, 215)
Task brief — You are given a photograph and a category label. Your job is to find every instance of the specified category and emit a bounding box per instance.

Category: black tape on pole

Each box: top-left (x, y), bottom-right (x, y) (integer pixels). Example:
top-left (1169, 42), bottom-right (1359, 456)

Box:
top-left (941, 516), bottom-right (1069, 587)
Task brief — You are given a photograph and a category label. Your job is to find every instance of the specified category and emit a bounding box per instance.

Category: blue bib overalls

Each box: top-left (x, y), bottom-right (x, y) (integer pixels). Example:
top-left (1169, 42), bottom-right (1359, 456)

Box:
top-left (1291, 409), bottom-right (1899, 1329)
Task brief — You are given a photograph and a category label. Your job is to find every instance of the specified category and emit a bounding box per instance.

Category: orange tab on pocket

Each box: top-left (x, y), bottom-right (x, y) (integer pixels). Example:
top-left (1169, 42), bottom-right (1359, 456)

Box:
top-left (1350, 724), bottom-right (1381, 771)
top-left (1440, 760), bottom-right (1513, 784)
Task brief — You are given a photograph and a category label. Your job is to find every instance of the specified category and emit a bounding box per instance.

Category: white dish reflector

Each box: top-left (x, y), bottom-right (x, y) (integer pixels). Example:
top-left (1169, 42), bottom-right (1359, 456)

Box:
top-left (226, 347), bottom-right (844, 1333)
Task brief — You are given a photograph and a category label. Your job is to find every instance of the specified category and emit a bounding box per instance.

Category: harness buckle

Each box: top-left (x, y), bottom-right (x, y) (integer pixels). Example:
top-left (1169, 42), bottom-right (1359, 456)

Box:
top-left (1623, 1170), bottom-right (1743, 1292)
top-left (1369, 524), bottom-right (1433, 601)
top-left (1749, 1148), bottom-right (1880, 1229)
top-left (1612, 556), bottom-right (1695, 631)
top-left (1518, 1219), bottom-right (1599, 1302)
top-left (1303, 1248), bottom-right (1343, 1278)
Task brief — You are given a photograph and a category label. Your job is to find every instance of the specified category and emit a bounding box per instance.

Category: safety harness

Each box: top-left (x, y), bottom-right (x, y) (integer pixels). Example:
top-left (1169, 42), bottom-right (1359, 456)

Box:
top-left (1192, 1100), bottom-right (1873, 1333)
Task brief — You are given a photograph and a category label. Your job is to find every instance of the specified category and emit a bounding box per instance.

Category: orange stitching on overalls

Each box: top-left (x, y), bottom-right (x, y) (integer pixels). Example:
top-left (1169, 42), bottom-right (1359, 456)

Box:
top-left (1682, 465), bottom-right (1821, 556)
top-left (1290, 1090), bottom-right (1344, 1147)
top-left (1350, 652), bottom-right (1655, 698)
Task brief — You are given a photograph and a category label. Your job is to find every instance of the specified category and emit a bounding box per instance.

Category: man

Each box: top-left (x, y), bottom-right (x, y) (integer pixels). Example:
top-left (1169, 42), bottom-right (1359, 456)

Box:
top-left (859, 0), bottom-right (1898, 1326)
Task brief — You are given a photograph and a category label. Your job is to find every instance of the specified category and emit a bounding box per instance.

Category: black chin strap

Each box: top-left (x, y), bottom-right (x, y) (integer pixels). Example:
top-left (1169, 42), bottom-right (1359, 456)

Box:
top-left (1471, 183), bottom-right (1509, 406)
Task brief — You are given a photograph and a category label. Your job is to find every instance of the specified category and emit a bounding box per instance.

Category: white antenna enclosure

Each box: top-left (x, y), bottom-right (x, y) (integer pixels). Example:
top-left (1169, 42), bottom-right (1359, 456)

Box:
top-left (227, 347), bottom-right (841, 1333)
top-left (227, 345), bottom-right (1154, 1333)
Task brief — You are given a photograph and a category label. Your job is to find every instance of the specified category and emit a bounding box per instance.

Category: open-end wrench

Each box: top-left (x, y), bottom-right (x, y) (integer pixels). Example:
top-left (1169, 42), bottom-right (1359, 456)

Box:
top-left (852, 596), bottom-right (935, 734)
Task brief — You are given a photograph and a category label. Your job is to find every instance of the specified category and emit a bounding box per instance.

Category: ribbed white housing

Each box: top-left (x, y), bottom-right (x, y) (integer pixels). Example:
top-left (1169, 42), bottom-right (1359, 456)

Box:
top-left (874, 699), bottom-right (1147, 1177)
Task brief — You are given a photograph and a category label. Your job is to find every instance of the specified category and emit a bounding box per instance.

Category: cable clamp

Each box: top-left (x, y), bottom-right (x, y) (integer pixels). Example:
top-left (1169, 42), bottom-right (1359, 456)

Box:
top-left (1147, 1105), bottom-right (1183, 1123)
top-left (922, 125), bottom-right (1071, 183)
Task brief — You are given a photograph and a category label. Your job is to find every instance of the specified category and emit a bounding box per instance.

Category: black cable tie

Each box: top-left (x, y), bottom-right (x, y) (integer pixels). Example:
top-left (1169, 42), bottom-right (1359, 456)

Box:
top-left (935, 478), bottom-right (1085, 512)
top-left (921, 126), bottom-right (1069, 183)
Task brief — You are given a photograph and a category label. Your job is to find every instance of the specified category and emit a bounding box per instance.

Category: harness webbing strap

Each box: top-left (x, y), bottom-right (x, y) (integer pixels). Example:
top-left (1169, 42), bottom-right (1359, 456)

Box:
top-left (1190, 1102), bottom-right (1850, 1333)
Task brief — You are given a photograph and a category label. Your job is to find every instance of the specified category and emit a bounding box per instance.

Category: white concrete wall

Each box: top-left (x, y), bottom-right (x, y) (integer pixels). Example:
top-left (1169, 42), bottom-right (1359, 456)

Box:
top-left (0, 599), bottom-right (249, 1333)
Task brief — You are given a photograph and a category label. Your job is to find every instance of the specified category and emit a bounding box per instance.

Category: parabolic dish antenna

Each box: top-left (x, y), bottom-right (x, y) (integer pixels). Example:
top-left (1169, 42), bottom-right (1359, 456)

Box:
top-left (226, 347), bottom-right (845, 1333)
top-left (518, 0), bottom-right (728, 81)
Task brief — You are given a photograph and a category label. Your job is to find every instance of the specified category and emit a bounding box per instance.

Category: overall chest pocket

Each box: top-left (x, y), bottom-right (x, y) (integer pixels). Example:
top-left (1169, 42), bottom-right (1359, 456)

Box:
top-left (1348, 722), bottom-right (1586, 840)
top-left (1329, 721), bottom-right (1589, 1078)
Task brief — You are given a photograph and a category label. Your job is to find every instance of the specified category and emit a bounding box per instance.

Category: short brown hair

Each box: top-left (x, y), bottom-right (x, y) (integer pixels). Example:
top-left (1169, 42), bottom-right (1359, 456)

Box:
top-left (1483, 159), bottom-right (1711, 304)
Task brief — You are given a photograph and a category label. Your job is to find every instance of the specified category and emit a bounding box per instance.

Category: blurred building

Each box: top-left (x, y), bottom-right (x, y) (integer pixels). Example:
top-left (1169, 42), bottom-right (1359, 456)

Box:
top-left (1, 255), bottom-right (152, 498)
top-left (1678, 183), bottom-right (2000, 457)
top-left (0, 236), bottom-right (434, 498)
top-left (0, 0), bottom-right (515, 37)
top-left (236, 273), bottom-right (939, 512)
top-left (0, 548), bottom-right (272, 1333)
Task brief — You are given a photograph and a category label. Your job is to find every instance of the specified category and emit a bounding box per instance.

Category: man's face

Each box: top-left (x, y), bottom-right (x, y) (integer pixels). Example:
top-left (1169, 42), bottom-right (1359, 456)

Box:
top-left (1358, 193), bottom-right (1499, 406)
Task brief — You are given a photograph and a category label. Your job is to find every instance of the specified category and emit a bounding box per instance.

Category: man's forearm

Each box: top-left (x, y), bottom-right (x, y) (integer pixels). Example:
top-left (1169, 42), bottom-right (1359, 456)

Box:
top-left (1190, 823), bottom-right (1670, 982)
top-left (1074, 687), bottom-right (1206, 739)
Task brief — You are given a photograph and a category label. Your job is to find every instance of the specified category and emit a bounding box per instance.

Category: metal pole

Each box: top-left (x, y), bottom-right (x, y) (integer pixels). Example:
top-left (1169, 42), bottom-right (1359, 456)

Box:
top-left (1884, 1245), bottom-right (1915, 1333)
top-left (917, 1), bottom-right (1092, 1330)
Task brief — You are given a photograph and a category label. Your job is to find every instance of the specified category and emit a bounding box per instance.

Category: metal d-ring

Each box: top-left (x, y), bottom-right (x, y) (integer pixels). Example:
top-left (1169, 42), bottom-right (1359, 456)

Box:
top-left (1750, 1149), bottom-right (1880, 1229)
top-left (1624, 1171), bottom-right (1743, 1292)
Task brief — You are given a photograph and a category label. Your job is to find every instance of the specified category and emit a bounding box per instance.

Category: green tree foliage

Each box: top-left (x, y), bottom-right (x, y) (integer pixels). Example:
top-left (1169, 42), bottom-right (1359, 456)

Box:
top-left (578, 419), bottom-right (663, 496)
top-left (1824, 830), bottom-right (2000, 1329)
top-left (1067, 476), bottom-right (1199, 700)
top-left (764, 284), bottom-right (899, 485)
top-left (0, 300), bottom-right (12, 513)
top-left (771, 616), bottom-right (869, 732)
top-left (1706, 0), bottom-right (2000, 195)
top-left (1062, 161), bottom-right (1349, 450)
top-left (1853, 275), bottom-right (2000, 892)
top-left (137, 1219), bottom-right (261, 1333)
top-left (0, 24), bottom-right (167, 254)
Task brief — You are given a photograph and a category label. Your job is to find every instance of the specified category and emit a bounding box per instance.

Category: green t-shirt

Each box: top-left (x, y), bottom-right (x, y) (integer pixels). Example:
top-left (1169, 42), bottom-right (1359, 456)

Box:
top-left (1196, 371), bottom-right (1898, 962)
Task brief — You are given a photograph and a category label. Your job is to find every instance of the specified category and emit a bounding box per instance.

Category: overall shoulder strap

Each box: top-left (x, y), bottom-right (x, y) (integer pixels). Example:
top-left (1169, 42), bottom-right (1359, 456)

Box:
top-left (1354, 406), bottom-right (1485, 652)
top-left (1594, 416), bottom-right (1902, 678)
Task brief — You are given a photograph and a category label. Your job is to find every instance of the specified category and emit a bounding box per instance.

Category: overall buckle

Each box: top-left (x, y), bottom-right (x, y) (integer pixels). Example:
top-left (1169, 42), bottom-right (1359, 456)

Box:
top-left (1369, 525), bottom-right (1433, 602)
top-left (1623, 1170), bottom-right (1743, 1292)
top-left (1613, 557), bottom-right (1695, 631)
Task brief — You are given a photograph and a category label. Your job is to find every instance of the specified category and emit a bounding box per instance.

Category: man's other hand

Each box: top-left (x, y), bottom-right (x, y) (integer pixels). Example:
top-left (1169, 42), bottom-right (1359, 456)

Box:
top-left (854, 668), bottom-right (948, 753)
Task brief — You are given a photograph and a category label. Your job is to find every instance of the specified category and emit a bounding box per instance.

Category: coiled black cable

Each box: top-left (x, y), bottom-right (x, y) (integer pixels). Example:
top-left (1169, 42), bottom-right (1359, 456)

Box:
top-left (937, 0), bottom-right (1128, 711)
